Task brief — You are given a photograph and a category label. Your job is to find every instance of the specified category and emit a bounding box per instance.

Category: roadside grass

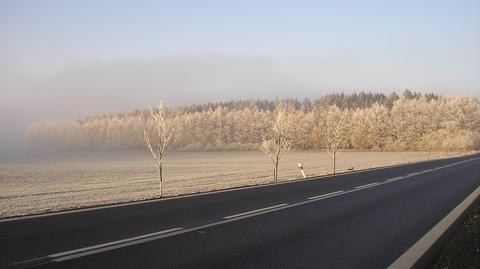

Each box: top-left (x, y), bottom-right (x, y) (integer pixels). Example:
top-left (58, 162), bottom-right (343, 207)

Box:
top-left (2, 151), bottom-right (452, 218)
top-left (428, 203), bottom-right (480, 269)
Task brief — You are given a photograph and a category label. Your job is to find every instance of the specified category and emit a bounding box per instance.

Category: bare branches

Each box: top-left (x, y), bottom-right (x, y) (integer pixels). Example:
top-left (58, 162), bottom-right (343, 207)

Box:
top-left (260, 135), bottom-right (293, 165)
top-left (144, 101), bottom-right (175, 197)
top-left (260, 103), bottom-right (295, 182)
top-left (324, 105), bottom-right (350, 174)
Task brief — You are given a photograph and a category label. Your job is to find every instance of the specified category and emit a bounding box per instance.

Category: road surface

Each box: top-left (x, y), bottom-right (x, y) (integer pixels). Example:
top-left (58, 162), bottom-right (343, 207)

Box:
top-left (1, 153), bottom-right (479, 269)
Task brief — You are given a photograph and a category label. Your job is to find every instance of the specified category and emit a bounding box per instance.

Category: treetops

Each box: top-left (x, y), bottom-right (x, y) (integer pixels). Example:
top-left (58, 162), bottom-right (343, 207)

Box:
top-left (26, 91), bottom-right (480, 152)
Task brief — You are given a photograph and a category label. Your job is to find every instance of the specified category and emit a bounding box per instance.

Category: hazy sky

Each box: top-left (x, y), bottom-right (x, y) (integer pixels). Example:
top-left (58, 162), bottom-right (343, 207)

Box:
top-left (0, 0), bottom-right (479, 152)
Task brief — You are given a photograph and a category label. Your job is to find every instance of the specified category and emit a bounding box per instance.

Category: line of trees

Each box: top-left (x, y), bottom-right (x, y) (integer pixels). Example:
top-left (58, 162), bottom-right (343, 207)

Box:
top-left (26, 91), bottom-right (480, 154)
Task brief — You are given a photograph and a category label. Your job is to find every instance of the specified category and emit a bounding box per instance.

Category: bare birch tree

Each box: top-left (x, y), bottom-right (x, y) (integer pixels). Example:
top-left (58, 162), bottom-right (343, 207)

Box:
top-left (144, 102), bottom-right (175, 198)
top-left (324, 105), bottom-right (349, 174)
top-left (260, 103), bottom-right (295, 182)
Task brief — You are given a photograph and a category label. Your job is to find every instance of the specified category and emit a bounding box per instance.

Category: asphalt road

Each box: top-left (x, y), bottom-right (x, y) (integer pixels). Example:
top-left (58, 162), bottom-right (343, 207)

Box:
top-left (1, 154), bottom-right (480, 269)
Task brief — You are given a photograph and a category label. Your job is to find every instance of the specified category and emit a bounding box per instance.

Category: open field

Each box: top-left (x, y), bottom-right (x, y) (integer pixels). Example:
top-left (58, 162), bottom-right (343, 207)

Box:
top-left (0, 151), bottom-right (467, 218)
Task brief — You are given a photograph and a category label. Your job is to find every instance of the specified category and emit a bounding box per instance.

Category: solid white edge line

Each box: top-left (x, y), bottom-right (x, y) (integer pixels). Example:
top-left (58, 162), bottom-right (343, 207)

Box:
top-left (12, 157), bottom-right (480, 267)
top-left (388, 185), bottom-right (480, 269)
top-left (224, 203), bottom-right (288, 219)
top-left (355, 182), bottom-right (379, 189)
top-left (308, 190), bottom-right (345, 200)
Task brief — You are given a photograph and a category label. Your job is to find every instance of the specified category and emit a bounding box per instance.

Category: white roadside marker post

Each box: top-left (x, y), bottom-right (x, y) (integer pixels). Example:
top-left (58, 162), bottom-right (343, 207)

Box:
top-left (298, 163), bottom-right (307, 178)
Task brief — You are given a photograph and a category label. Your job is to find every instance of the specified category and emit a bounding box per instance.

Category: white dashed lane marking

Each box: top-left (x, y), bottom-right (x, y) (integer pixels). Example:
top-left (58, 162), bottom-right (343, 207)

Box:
top-left (308, 190), bottom-right (345, 200)
top-left (224, 203), bottom-right (289, 219)
top-left (355, 182), bottom-right (379, 189)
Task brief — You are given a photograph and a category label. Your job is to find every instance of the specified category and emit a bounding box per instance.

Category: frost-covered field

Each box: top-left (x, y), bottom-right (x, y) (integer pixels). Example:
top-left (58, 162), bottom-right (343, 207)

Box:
top-left (0, 151), bottom-right (461, 218)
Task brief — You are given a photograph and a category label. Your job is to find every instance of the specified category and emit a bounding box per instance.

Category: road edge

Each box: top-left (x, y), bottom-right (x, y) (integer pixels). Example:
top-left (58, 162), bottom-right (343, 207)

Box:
top-left (1, 152), bottom-right (476, 222)
top-left (387, 185), bottom-right (480, 269)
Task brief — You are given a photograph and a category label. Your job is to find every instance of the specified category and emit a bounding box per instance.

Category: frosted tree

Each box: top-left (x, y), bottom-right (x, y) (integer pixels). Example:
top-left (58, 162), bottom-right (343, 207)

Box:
top-left (290, 108), bottom-right (314, 150)
top-left (24, 93), bottom-right (480, 153)
top-left (366, 103), bottom-right (390, 149)
top-left (422, 130), bottom-right (445, 160)
top-left (350, 108), bottom-right (370, 149)
top-left (144, 102), bottom-right (175, 198)
top-left (311, 106), bottom-right (327, 149)
top-left (260, 103), bottom-right (295, 182)
top-left (324, 105), bottom-right (349, 174)
top-left (441, 96), bottom-right (480, 153)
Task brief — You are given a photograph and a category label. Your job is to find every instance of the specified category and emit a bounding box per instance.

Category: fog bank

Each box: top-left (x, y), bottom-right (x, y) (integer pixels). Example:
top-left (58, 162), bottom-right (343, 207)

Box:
top-left (1, 55), bottom-right (479, 156)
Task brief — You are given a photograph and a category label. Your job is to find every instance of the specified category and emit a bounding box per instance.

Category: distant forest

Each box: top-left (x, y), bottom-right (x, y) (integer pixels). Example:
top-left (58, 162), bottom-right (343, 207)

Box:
top-left (26, 90), bottom-right (480, 152)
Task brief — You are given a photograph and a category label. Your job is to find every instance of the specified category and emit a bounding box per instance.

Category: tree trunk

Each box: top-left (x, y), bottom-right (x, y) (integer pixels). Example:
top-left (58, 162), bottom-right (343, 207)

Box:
top-left (274, 163), bottom-right (279, 182)
top-left (333, 151), bottom-right (336, 174)
top-left (158, 162), bottom-right (163, 198)
top-left (275, 154), bottom-right (280, 182)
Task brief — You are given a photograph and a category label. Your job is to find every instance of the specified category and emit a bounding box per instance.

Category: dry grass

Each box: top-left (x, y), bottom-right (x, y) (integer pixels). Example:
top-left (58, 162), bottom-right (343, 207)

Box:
top-left (0, 150), bottom-right (460, 218)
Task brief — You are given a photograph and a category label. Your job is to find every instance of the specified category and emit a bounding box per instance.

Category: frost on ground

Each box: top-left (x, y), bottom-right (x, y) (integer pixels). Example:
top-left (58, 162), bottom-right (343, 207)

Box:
top-left (0, 151), bottom-right (465, 218)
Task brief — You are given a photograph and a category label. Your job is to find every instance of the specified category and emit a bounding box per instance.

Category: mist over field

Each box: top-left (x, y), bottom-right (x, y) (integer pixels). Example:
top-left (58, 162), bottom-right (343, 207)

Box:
top-left (3, 55), bottom-right (478, 157)
top-left (0, 0), bottom-right (479, 216)
top-left (2, 3), bottom-right (480, 269)
top-left (1, 1), bottom-right (480, 157)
